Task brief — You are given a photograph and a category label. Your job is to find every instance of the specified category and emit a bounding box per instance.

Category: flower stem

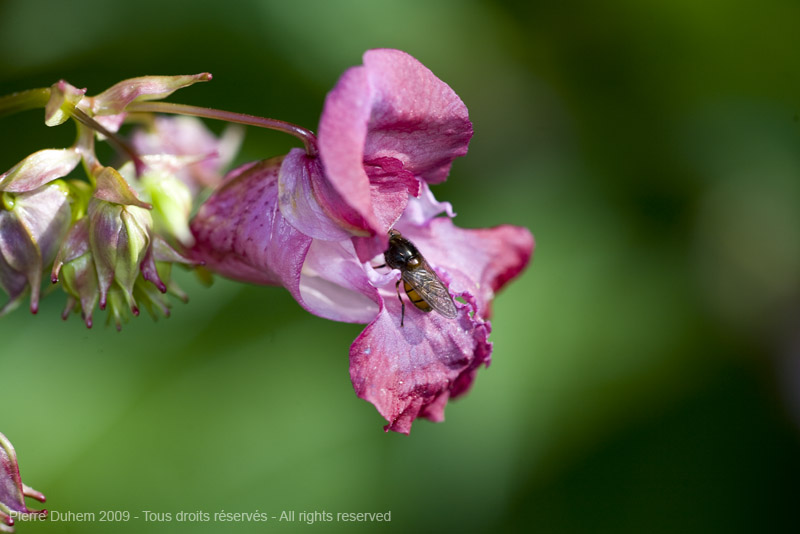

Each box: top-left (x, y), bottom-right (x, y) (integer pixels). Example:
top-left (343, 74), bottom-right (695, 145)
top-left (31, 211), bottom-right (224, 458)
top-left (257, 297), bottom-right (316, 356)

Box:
top-left (71, 108), bottom-right (146, 176)
top-left (126, 101), bottom-right (318, 157)
top-left (0, 88), bottom-right (50, 119)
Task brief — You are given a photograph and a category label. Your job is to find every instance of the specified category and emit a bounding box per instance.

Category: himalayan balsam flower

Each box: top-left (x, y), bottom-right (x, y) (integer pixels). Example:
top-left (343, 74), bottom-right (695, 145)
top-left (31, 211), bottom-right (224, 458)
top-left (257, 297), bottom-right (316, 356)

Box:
top-left (191, 49), bottom-right (534, 433)
top-left (0, 432), bottom-right (46, 533)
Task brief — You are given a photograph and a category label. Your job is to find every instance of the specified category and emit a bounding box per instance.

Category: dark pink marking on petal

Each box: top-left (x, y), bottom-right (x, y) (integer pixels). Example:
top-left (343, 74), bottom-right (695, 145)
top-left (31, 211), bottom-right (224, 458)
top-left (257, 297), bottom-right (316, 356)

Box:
top-left (318, 49), bottom-right (472, 235)
top-left (349, 294), bottom-right (491, 434)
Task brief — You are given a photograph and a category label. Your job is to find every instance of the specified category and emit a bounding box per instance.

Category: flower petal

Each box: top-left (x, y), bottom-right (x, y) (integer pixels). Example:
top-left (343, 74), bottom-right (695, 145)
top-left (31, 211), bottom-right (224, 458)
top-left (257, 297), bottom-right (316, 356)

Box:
top-left (0, 149), bottom-right (81, 193)
top-left (88, 73), bottom-right (212, 116)
top-left (278, 149), bottom-right (354, 241)
top-left (317, 49), bottom-right (472, 234)
top-left (299, 238), bottom-right (380, 323)
top-left (401, 181), bottom-right (455, 226)
top-left (397, 218), bottom-right (534, 319)
top-left (349, 292), bottom-right (491, 434)
top-left (190, 158), bottom-right (312, 291)
top-left (360, 49), bottom-right (473, 183)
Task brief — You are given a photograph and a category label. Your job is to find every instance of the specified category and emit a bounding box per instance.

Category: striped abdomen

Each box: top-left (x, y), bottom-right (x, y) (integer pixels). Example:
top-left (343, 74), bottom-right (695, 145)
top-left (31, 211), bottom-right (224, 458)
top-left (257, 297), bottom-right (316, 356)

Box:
top-left (403, 280), bottom-right (432, 312)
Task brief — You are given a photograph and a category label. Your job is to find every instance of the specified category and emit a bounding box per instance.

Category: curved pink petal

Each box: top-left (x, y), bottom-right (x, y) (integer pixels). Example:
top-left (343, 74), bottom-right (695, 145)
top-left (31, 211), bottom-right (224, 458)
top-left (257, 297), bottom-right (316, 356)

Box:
top-left (360, 49), bottom-right (473, 183)
top-left (277, 149), bottom-right (354, 241)
top-left (317, 49), bottom-right (472, 235)
top-left (350, 292), bottom-right (491, 434)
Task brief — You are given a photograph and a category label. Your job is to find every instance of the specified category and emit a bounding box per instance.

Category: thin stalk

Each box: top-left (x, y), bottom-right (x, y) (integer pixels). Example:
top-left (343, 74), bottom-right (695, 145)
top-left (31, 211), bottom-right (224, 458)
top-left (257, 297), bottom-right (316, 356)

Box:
top-left (126, 101), bottom-right (318, 157)
top-left (71, 108), bottom-right (145, 175)
top-left (0, 88), bottom-right (50, 119)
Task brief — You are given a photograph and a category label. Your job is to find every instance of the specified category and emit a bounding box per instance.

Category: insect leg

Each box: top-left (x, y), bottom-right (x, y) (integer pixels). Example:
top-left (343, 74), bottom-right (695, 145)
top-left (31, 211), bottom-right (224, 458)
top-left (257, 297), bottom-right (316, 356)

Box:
top-left (395, 278), bottom-right (405, 327)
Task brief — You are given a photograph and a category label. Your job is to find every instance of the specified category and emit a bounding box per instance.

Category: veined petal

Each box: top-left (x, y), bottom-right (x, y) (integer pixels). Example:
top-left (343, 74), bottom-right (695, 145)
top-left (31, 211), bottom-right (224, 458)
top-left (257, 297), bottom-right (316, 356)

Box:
top-left (190, 158), bottom-right (312, 289)
top-left (88, 73), bottom-right (212, 116)
top-left (349, 292), bottom-right (491, 434)
top-left (45, 80), bottom-right (86, 126)
top-left (0, 149), bottom-right (81, 192)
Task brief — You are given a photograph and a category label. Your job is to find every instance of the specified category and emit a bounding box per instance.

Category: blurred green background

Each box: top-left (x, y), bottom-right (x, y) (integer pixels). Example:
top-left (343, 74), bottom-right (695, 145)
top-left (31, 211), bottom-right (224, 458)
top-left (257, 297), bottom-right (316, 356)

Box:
top-left (2, 0), bottom-right (800, 532)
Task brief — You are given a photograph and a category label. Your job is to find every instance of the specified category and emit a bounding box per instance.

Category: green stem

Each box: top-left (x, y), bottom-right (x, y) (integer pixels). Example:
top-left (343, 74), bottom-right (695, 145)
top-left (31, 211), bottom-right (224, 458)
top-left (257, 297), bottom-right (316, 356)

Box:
top-left (0, 88), bottom-right (50, 119)
top-left (126, 101), bottom-right (318, 157)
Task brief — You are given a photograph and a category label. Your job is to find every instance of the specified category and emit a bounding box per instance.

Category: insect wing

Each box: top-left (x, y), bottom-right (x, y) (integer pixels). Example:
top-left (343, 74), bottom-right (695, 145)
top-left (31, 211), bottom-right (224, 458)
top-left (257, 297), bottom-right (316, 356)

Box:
top-left (401, 261), bottom-right (458, 319)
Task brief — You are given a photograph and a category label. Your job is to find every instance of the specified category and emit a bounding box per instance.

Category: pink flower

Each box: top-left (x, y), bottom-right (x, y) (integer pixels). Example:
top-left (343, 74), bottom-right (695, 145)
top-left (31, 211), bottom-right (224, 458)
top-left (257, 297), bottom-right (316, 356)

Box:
top-left (0, 432), bottom-right (46, 533)
top-left (191, 49), bottom-right (533, 433)
top-left (131, 116), bottom-right (243, 192)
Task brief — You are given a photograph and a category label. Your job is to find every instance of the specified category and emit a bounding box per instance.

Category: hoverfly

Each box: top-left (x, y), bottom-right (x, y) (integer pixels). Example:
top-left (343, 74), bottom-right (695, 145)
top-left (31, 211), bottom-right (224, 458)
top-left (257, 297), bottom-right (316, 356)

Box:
top-left (378, 229), bottom-right (458, 327)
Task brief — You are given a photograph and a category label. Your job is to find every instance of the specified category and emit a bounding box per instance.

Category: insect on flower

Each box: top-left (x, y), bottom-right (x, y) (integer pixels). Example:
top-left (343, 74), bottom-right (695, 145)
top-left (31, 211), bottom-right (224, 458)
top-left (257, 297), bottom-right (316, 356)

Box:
top-left (379, 229), bottom-right (458, 327)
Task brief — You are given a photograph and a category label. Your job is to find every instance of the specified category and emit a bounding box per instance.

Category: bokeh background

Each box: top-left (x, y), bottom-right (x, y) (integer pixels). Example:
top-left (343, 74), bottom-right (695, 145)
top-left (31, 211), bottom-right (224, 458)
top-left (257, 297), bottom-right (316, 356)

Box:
top-left (2, 0), bottom-right (799, 532)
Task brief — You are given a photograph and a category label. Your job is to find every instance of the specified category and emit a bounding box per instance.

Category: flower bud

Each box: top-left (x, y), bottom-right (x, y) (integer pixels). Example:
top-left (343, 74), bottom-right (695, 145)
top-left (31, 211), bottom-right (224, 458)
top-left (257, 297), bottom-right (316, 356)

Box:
top-left (124, 161), bottom-right (194, 247)
top-left (44, 80), bottom-right (86, 127)
top-left (52, 219), bottom-right (99, 327)
top-left (0, 432), bottom-right (46, 533)
top-left (0, 183), bottom-right (71, 314)
top-left (85, 167), bottom-right (153, 313)
top-left (88, 198), bottom-right (152, 313)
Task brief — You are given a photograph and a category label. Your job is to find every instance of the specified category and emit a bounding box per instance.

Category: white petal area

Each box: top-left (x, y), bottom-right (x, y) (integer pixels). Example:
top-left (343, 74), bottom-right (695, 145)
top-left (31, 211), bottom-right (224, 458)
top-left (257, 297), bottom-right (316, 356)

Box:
top-left (299, 238), bottom-right (379, 324)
